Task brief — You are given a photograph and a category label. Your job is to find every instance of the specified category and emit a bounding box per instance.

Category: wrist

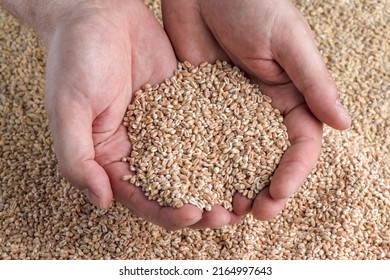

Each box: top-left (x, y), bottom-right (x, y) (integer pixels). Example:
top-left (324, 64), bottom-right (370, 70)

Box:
top-left (0, 0), bottom-right (83, 46)
top-left (1, 0), bottom-right (127, 48)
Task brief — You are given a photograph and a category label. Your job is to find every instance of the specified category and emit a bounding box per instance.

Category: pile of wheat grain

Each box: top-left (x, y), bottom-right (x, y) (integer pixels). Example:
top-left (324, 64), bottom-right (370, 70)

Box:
top-left (123, 60), bottom-right (289, 211)
top-left (0, 0), bottom-right (388, 260)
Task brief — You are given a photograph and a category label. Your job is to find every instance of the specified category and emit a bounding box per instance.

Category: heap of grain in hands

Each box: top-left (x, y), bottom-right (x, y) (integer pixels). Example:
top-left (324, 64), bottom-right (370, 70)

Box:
top-left (1, 0), bottom-right (388, 261)
top-left (123, 61), bottom-right (290, 211)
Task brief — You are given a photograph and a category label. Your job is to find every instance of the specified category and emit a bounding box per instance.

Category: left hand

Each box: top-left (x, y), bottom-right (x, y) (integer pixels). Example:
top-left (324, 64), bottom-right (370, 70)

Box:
top-left (40, 0), bottom-right (205, 230)
top-left (162, 0), bottom-right (351, 223)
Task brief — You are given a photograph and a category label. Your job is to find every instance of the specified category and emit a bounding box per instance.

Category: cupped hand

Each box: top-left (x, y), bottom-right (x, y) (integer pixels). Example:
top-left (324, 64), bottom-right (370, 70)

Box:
top-left (41, 0), bottom-right (231, 230)
top-left (162, 0), bottom-right (351, 221)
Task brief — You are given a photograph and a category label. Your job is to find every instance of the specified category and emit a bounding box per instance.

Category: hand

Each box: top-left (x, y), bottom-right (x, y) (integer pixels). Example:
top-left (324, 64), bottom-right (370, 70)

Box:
top-left (162, 0), bottom-right (351, 220)
top-left (30, 0), bottom-right (210, 230)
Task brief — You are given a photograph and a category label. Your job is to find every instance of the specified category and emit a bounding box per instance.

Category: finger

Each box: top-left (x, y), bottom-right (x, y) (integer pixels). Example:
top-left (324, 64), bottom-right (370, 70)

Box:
top-left (232, 193), bottom-right (253, 216)
top-left (161, 0), bottom-right (229, 65)
top-left (270, 103), bottom-right (322, 199)
top-left (106, 160), bottom-right (202, 231)
top-left (229, 213), bottom-right (243, 225)
top-left (272, 7), bottom-right (351, 130)
top-left (47, 97), bottom-right (113, 209)
top-left (190, 205), bottom-right (234, 229)
top-left (252, 187), bottom-right (289, 221)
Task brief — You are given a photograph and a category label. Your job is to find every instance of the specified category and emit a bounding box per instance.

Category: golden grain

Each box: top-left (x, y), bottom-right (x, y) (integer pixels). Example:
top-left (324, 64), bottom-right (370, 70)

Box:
top-left (123, 61), bottom-right (289, 211)
top-left (0, 0), bottom-right (388, 261)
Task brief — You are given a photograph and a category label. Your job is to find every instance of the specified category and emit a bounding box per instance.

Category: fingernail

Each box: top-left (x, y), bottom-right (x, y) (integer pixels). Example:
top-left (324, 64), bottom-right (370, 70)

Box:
top-left (336, 100), bottom-right (351, 124)
top-left (84, 190), bottom-right (101, 208)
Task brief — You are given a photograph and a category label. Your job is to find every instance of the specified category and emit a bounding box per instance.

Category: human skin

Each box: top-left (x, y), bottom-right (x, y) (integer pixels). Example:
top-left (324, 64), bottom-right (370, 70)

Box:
top-left (1, 0), bottom-right (350, 230)
top-left (161, 0), bottom-right (351, 226)
top-left (0, 0), bottom-right (244, 230)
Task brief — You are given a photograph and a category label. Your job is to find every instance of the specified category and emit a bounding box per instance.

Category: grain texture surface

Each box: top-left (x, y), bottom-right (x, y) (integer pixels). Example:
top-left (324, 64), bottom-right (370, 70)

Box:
top-left (0, 0), bottom-right (388, 259)
top-left (124, 61), bottom-right (289, 212)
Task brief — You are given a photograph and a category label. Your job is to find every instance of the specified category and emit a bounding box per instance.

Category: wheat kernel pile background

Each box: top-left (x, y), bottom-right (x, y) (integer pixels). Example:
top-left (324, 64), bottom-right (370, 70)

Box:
top-left (0, 0), bottom-right (388, 259)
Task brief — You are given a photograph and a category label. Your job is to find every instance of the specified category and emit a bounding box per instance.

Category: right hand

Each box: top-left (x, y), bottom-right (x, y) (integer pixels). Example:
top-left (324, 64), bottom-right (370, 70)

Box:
top-left (34, 0), bottom-right (239, 230)
top-left (162, 0), bottom-right (351, 221)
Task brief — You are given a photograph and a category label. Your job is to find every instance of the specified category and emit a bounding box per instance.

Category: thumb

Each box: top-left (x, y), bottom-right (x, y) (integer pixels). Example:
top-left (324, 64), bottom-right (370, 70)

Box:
top-left (47, 97), bottom-right (113, 209)
top-left (273, 9), bottom-right (351, 130)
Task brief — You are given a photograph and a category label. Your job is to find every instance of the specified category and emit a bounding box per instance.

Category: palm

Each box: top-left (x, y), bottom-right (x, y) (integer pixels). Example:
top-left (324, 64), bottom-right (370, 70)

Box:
top-left (162, 0), bottom-right (332, 219)
top-left (44, 2), bottom-right (206, 229)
